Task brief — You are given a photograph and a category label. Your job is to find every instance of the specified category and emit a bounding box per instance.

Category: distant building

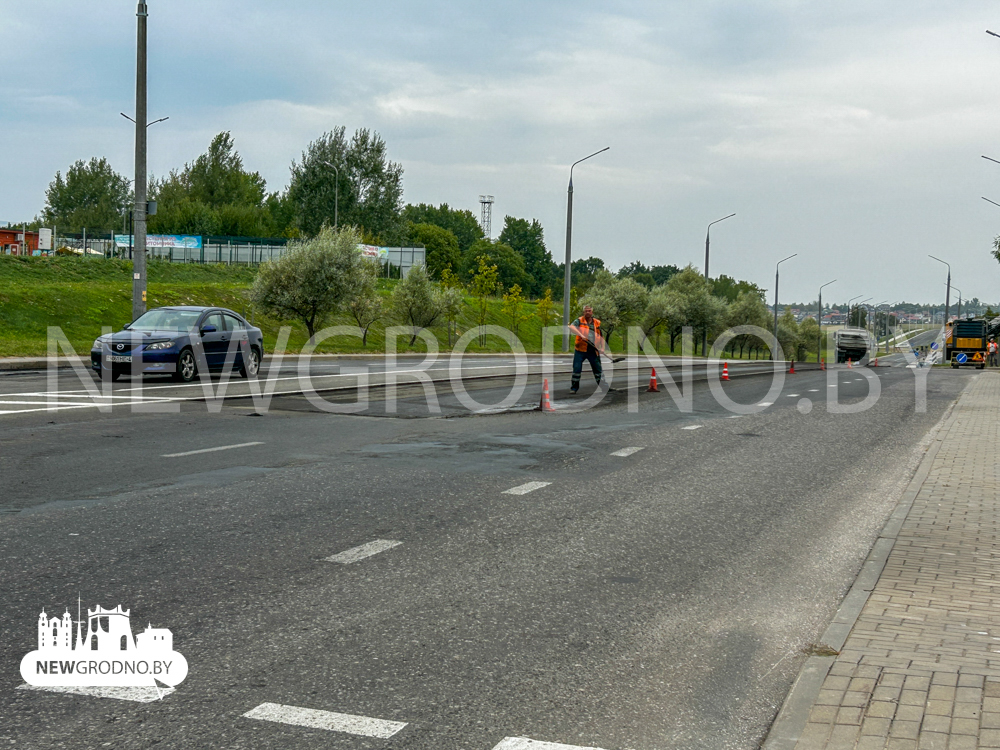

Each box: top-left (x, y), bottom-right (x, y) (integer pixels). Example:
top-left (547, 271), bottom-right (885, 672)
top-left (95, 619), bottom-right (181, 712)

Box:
top-left (1, 228), bottom-right (39, 255)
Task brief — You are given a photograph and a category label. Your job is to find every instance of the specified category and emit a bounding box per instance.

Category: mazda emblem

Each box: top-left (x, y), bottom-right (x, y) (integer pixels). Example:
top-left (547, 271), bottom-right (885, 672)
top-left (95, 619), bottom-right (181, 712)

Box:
top-left (117, 343), bottom-right (124, 351)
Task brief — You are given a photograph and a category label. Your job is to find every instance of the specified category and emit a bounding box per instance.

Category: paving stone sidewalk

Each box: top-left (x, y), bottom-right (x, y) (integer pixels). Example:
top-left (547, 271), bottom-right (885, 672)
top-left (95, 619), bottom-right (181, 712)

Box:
top-left (768, 372), bottom-right (1000, 749)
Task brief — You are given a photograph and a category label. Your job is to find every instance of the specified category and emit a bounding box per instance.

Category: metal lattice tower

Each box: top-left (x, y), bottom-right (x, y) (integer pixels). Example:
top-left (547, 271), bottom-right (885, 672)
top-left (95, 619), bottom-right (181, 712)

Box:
top-left (479, 195), bottom-right (494, 239)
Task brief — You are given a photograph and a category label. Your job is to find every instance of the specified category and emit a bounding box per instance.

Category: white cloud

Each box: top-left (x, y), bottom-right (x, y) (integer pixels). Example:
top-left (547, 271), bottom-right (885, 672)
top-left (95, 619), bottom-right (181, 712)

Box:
top-left (2, 0), bottom-right (1000, 302)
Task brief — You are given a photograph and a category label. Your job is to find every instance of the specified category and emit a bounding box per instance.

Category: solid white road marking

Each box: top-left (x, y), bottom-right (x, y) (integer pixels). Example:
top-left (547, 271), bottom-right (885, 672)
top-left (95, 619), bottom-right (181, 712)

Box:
top-left (17, 684), bottom-right (174, 703)
top-left (681, 425), bottom-right (702, 430)
top-left (325, 539), bottom-right (402, 564)
top-left (610, 447), bottom-right (644, 457)
top-left (242, 702), bottom-right (406, 738)
top-left (492, 738), bottom-right (610, 750)
top-left (504, 481), bottom-right (552, 495)
top-left (162, 441), bottom-right (264, 458)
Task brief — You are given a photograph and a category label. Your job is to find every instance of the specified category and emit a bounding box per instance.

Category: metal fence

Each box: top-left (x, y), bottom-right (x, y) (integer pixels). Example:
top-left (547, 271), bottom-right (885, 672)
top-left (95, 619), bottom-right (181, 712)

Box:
top-left (47, 233), bottom-right (425, 276)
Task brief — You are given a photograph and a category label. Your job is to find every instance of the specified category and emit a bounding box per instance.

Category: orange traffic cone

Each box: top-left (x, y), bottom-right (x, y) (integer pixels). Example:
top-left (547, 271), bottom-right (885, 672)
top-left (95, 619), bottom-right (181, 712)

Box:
top-left (722, 362), bottom-right (730, 381)
top-left (538, 378), bottom-right (554, 411)
top-left (872, 356), bottom-right (878, 367)
top-left (821, 357), bottom-right (826, 371)
top-left (848, 358), bottom-right (853, 369)
top-left (647, 368), bottom-right (660, 392)
top-left (789, 361), bottom-right (796, 374)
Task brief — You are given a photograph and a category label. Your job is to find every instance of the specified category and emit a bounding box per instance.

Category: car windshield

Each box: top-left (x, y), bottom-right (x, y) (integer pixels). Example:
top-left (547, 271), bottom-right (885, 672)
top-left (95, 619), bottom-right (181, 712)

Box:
top-left (129, 309), bottom-right (203, 331)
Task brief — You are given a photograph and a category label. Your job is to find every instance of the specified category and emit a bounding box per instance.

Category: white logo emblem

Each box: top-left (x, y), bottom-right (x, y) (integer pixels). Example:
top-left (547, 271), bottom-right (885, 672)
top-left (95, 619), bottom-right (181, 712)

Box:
top-left (20, 602), bottom-right (188, 689)
top-left (117, 343), bottom-right (125, 351)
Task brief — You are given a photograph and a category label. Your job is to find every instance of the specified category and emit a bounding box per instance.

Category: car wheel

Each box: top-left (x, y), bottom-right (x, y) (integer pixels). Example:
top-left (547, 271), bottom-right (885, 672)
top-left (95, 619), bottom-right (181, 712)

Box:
top-left (239, 347), bottom-right (261, 379)
top-left (173, 348), bottom-right (198, 382)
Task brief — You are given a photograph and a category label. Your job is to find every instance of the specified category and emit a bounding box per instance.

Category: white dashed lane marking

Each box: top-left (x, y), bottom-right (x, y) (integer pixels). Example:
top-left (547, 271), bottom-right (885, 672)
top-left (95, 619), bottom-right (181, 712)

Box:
top-left (504, 481), bottom-right (552, 495)
top-left (242, 703), bottom-right (407, 738)
top-left (610, 447), bottom-right (644, 457)
top-left (17, 684), bottom-right (174, 703)
top-left (758, 402), bottom-right (774, 407)
top-left (492, 738), bottom-right (610, 750)
top-left (681, 425), bottom-right (702, 430)
top-left (162, 441), bottom-right (264, 458)
top-left (787, 394), bottom-right (800, 397)
top-left (325, 539), bottom-right (402, 564)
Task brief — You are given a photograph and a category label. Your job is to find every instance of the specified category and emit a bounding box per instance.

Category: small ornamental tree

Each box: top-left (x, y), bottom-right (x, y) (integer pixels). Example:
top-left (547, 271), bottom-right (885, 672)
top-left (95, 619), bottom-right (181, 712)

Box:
top-left (470, 255), bottom-right (500, 346)
top-left (347, 258), bottom-right (383, 347)
top-left (439, 266), bottom-right (464, 346)
top-left (536, 288), bottom-right (556, 329)
top-left (391, 265), bottom-right (443, 346)
top-left (501, 284), bottom-right (529, 338)
top-left (251, 225), bottom-right (363, 340)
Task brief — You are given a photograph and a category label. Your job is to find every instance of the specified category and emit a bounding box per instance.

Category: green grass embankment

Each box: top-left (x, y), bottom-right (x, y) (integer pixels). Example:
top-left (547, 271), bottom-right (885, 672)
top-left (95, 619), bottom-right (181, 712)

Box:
top-left (1, 256), bottom-right (685, 357)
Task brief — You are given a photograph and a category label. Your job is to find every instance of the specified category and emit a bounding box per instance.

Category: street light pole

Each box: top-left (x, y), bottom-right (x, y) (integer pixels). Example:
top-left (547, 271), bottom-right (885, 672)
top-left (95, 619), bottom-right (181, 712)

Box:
top-left (702, 212), bottom-right (735, 355)
top-left (562, 147), bottom-right (609, 352)
top-left (321, 160), bottom-right (339, 228)
top-left (846, 295), bottom-right (861, 329)
top-left (772, 254), bottom-right (797, 358)
top-left (929, 254), bottom-right (951, 330)
top-left (131, 1), bottom-right (148, 321)
top-left (949, 284), bottom-right (962, 320)
top-left (818, 279), bottom-right (836, 363)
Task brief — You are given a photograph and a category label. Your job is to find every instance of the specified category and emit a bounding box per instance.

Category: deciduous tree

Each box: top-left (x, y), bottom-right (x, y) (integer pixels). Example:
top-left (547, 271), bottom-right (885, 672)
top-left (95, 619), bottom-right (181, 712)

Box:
top-left (347, 258), bottom-right (384, 347)
top-left (288, 127), bottom-right (404, 240)
top-left (43, 157), bottom-right (131, 233)
top-left (250, 226), bottom-right (364, 340)
top-left (391, 265), bottom-right (443, 345)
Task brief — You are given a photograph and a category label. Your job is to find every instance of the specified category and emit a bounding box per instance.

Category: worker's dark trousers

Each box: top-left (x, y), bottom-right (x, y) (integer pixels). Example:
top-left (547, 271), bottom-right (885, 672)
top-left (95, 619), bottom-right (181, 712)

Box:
top-left (571, 348), bottom-right (602, 390)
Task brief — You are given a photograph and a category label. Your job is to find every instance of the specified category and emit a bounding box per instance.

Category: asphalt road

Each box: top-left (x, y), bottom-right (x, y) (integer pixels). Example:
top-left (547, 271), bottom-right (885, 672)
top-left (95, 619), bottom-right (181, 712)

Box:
top-left (0, 359), bottom-right (973, 749)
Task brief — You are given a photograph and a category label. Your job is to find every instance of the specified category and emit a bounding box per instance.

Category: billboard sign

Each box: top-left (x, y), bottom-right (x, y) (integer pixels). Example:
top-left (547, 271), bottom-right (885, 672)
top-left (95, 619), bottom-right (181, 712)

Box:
top-left (358, 244), bottom-right (387, 259)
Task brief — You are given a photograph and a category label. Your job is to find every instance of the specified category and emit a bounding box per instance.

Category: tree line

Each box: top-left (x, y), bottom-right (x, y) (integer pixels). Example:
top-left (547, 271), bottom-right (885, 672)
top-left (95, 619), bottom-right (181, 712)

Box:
top-left (253, 225), bottom-right (822, 360)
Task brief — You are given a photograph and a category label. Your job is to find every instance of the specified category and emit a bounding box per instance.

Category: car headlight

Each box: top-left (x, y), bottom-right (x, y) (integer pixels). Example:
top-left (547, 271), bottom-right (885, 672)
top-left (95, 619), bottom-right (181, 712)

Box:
top-left (145, 341), bottom-right (175, 351)
top-left (92, 338), bottom-right (104, 351)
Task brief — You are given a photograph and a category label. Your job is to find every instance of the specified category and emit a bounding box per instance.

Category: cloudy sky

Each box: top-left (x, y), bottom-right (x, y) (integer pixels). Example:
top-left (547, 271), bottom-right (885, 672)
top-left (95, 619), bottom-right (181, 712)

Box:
top-left (2, 0), bottom-right (999, 305)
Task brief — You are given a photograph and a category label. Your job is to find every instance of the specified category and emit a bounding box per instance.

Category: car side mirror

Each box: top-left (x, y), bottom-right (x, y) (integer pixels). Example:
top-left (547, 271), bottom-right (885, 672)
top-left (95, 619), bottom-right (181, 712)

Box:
top-left (122, 323), bottom-right (131, 330)
top-left (200, 324), bottom-right (217, 335)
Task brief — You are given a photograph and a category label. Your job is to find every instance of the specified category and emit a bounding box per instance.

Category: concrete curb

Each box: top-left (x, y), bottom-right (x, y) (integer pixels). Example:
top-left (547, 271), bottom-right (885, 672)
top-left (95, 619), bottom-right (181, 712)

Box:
top-left (761, 381), bottom-right (967, 749)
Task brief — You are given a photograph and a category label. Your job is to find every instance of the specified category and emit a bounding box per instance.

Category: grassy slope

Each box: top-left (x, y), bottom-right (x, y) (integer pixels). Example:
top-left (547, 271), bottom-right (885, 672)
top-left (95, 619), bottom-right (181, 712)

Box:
top-left (1, 257), bottom-right (830, 359)
top-left (0, 256), bottom-right (591, 356)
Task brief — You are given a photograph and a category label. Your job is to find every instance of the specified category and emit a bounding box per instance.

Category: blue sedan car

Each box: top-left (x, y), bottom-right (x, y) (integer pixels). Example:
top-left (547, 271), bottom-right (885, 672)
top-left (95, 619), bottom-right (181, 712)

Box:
top-left (91, 306), bottom-right (264, 382)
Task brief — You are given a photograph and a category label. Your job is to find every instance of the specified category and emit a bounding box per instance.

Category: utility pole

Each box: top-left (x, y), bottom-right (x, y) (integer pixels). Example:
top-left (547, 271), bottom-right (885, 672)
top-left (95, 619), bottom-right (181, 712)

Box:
top-left (132, 1), bottom-right (148, 321)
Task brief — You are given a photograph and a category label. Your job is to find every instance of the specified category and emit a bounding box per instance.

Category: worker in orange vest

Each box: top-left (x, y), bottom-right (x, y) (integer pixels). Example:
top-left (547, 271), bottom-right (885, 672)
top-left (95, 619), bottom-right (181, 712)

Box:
top-left (568, 305), bottom-right (604, 393)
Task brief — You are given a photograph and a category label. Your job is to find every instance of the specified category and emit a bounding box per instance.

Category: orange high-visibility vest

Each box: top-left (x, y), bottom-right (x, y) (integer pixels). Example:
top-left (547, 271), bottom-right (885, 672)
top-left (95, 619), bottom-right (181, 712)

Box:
top-left (574, 316), bottom-right (603, 352)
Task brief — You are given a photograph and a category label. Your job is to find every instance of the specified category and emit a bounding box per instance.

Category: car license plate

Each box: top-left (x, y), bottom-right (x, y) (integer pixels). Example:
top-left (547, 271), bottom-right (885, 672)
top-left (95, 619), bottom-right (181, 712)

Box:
top-left (105, 355), bottom-right (132, 363)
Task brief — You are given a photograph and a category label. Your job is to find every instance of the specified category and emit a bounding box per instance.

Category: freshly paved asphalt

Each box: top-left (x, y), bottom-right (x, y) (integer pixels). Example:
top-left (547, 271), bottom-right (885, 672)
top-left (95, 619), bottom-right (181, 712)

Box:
top-left (0, 357), bottom-right (972, 749)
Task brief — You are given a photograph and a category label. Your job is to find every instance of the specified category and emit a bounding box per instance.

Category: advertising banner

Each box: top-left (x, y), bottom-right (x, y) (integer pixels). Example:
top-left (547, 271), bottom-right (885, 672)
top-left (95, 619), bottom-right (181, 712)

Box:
top-left (114, 235), bottom-right (203, 250)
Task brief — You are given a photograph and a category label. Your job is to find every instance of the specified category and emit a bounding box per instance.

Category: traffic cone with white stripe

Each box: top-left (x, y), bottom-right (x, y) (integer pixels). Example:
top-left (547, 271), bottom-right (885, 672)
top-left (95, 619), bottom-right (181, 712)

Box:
top-left (722, 362), bottom-right (730, 381)
top-left (848, 358), bottom-right (853, 369)
top-left (538, 378), bottom-right (554, 411)
top-left (647, 368), bottom-right (660, 392)
top-left (821, 357), bottom-right (826, 371)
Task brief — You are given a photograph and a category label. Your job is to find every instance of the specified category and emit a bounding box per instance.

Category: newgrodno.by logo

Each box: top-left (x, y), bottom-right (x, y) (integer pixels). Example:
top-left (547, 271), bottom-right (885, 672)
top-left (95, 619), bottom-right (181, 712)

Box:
top-left (20, 602), bottom-right (188, 689)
